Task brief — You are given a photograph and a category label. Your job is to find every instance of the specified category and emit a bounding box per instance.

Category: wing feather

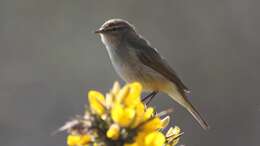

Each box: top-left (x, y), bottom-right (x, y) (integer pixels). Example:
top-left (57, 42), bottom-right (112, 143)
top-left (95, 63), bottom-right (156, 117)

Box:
top-left (127, 35), bottom-right (189, 96)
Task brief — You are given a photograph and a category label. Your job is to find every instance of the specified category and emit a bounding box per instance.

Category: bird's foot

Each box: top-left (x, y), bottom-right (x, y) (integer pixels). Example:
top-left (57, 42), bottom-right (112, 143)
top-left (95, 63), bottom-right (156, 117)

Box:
top-left (142, 91), bottom-right (158, 105)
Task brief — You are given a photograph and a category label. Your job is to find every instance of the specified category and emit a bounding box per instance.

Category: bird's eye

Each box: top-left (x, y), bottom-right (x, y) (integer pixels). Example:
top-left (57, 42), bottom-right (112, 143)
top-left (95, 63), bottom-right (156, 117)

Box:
top-left (110, 27), bottom-right (123, 32)
top-left (112, 27), bottom-right (118, 31)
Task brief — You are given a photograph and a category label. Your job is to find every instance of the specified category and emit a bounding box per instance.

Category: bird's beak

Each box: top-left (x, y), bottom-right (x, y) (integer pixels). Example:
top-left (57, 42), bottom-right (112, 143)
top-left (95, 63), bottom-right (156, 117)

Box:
top-left (94, 28), bottom-right (105, 34)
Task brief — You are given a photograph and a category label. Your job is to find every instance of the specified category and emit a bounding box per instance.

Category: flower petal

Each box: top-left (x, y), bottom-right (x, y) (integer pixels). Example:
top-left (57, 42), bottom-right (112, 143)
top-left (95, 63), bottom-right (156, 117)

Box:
top-left (141, 117), bottom-right (163, 132)
top-left (144, 132), bottom-right (165, 146)
top-left (67, 134), bottom-right (91, 146)
top-left (88, 90), bottom-right (105, 116)
top-left (144, 107), bottom-right (154, 121)
top-left (111, 104), bottom-right (136, 127)
top-left (106, 124), bottom-right (120, 140)
top-left (124, 82), bottom-right (142, 107)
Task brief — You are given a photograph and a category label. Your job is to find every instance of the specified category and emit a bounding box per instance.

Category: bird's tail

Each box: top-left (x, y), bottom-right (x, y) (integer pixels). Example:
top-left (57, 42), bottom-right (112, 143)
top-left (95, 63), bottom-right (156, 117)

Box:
top-left (165, 85), bottom-right (209, 130)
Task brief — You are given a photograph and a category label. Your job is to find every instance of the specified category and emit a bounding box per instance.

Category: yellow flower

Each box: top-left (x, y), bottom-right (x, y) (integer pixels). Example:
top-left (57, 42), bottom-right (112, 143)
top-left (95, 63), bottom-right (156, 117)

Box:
top-left (166, 126), bottom-right (181, 146)
top-left (145, 131), bottom-right (165, 146)
top-left (124, 131), bottom-right (165, 146)
top-left (67, 135), bottom-right (80, 146)
top-left (123, 82), bottom-right (142, 108)
top-left (65, 81), bottom-right (182, 146)
top-left (67, 134), bottom-right (91, 146)
top-left (141, 117), bottom-right (163, 132)
top-left (143, 107), bottom-right (154, 121)
top-left (105, 93), bottom-right (114, 109)
top-left (88, 90), bottom-right (105, 116)
top-left (106, 124), bottom-right (120, 140)
top-left (105, 81), bottom-right (121, 108)
top-left (124, 132), bottom-right (146, 146)
top-left (111, 103), bottom-right (135, 127)
top-left (116, 85), bottom-right (130, 104)
top-left (111, 81), bottom-right (121, 95)
top-left (132, 102), bottom-right (145, 127)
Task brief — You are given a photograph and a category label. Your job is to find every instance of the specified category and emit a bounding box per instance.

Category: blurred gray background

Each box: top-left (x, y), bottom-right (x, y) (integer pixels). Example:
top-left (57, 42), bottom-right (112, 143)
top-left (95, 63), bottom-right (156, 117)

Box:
top-left (0, 0), bottom-right (259, 146)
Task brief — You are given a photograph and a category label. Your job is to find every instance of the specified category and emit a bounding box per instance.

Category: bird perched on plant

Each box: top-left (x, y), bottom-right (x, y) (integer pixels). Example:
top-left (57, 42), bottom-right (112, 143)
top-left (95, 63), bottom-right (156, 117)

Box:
top-left (95, 19), bottom-right (209, 130)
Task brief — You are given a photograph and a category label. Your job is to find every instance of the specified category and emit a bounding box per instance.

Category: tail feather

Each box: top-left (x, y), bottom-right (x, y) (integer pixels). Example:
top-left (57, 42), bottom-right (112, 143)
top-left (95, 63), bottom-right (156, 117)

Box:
top-left (183, 96), bottom-right (209, 130)
top-left (166, 86), bottom-right (209, 130)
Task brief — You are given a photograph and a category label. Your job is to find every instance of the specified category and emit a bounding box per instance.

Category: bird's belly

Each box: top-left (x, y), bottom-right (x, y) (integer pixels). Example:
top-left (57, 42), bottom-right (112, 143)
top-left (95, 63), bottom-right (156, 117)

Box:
top-left (113, 61), bottom-right (170, 92)
top-left (106, 45), bottom-right (170, 92)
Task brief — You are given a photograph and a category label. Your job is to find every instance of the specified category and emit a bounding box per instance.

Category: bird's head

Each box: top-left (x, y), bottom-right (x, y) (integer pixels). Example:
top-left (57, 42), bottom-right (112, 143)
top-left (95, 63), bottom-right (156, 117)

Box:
top-left (95, 19), bottom-right (137, 46)
top-left (95, 19), bottom-right (135, 36)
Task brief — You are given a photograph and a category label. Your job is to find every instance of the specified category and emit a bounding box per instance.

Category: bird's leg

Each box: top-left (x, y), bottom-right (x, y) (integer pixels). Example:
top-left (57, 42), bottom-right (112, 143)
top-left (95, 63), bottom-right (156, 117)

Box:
top-left (142, 91), bottom-right (158, 105)
top-left (142, 91), bottom-right (155, 102)
top-left (145, 91), bottom-right (158, 105)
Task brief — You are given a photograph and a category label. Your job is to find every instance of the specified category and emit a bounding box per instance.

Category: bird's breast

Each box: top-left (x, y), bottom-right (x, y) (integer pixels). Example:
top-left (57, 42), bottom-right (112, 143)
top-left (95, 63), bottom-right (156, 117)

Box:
top-left (105, 44), bottom-right (137, 81)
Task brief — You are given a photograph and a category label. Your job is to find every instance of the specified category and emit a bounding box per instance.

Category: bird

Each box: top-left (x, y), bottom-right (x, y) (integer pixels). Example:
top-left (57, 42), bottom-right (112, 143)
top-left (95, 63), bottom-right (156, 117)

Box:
top-left (95, 19), bottom-right (209, 130)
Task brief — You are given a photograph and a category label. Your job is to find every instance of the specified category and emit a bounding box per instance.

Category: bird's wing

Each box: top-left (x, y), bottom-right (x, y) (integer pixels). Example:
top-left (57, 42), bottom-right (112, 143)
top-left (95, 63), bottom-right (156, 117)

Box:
top-left (128, 36), bottom-right (190, 95)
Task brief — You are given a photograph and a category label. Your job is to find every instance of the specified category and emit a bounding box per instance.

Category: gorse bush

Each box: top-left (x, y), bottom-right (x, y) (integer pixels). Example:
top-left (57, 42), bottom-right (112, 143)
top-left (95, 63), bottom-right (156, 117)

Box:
top-left (60, 82), bottom-right (182, 146)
